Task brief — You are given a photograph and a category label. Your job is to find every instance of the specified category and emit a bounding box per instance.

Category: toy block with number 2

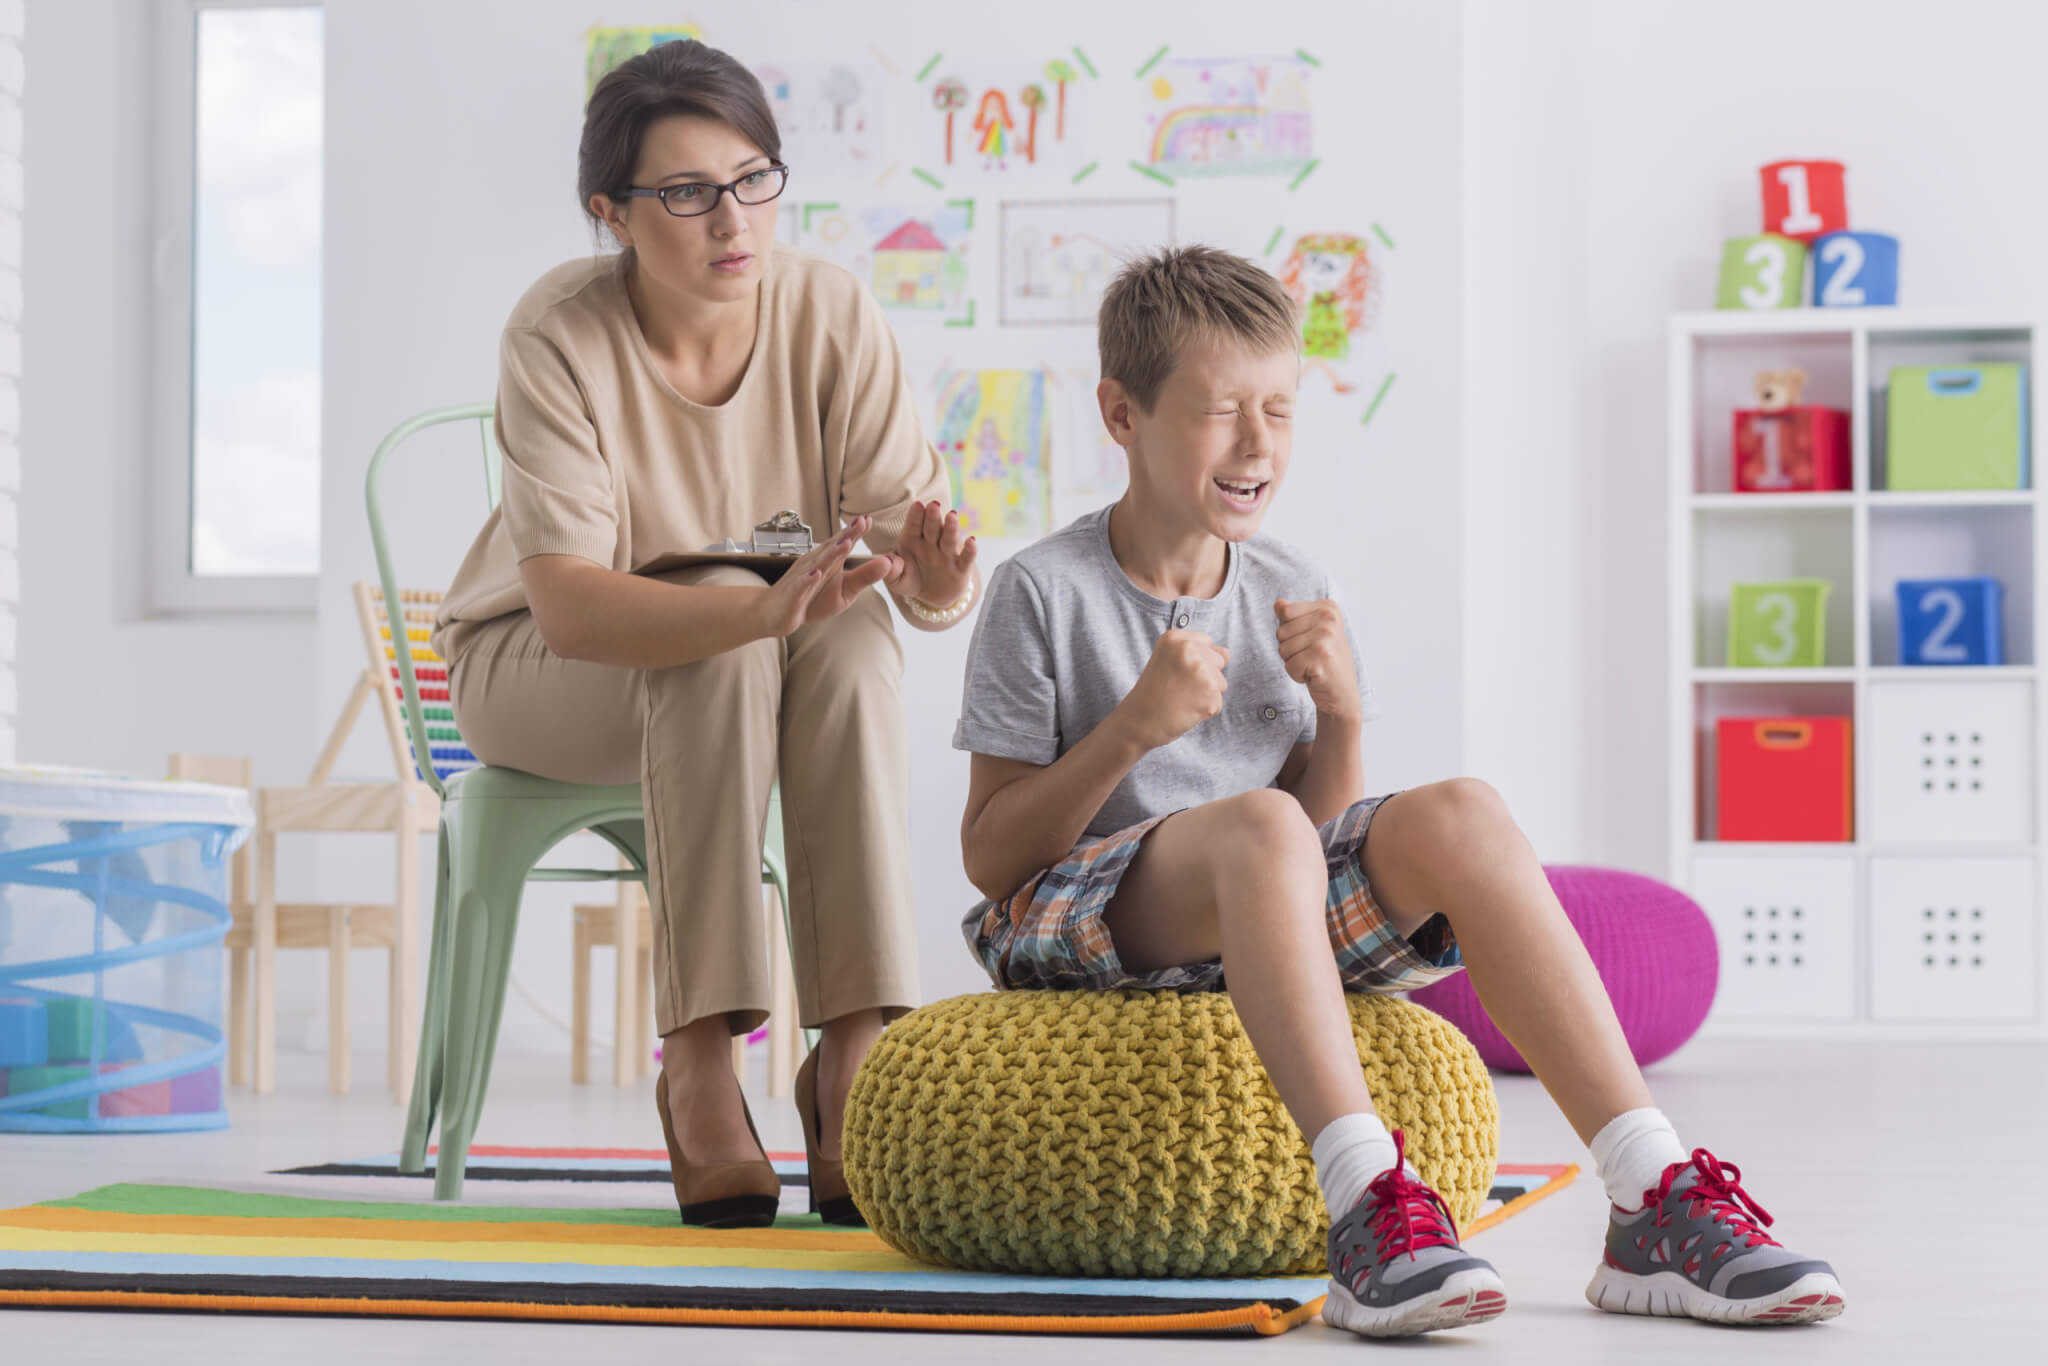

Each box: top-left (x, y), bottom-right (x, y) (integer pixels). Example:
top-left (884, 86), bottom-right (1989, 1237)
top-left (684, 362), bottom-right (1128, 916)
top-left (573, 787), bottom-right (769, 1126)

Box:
top-left (1895, 577), bottom-right (2004, 667)
top-left (1759, 160), bottom-right (1848, 243)
top-left (1717, 235), bottom-right (1806, 311)
top-left (1729, 579), bottom-right (1832, 668)
top-left (1811, 231), bottom-right (1898, 307)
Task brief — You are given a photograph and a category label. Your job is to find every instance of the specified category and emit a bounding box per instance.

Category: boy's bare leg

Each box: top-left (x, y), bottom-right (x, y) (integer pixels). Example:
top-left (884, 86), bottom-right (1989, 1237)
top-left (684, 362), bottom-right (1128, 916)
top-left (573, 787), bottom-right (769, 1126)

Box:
top-left (1359, 778), bottom-right (1652, 1144)
top-left (1103, 788), bottom-right (1373, 1139)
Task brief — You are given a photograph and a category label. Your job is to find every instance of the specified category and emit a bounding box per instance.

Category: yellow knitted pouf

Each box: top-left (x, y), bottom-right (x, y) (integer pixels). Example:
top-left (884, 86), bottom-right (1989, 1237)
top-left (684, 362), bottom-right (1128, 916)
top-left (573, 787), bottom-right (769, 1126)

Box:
top-left (842, 989), bottom-right (1498, 1278)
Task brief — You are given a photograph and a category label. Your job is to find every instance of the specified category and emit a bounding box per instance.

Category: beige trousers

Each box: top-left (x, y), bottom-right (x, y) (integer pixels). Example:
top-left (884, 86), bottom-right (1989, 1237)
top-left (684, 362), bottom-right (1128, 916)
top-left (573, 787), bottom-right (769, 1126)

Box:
top-left (447, 566), bottom-right (919, 1036)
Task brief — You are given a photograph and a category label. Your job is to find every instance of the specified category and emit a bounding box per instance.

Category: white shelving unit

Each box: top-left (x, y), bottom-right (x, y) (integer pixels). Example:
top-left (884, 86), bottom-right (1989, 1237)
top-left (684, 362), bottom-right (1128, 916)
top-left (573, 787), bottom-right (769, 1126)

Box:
top-left (1667, 308), bottom-right (2045, 1037)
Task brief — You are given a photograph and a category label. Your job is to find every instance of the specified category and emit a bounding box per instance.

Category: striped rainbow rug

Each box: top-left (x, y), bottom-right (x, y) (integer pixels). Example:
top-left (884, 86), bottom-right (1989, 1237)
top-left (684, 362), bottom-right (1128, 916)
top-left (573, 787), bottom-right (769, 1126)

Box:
top-left (0, 1148), bottom-right (1576, 1337)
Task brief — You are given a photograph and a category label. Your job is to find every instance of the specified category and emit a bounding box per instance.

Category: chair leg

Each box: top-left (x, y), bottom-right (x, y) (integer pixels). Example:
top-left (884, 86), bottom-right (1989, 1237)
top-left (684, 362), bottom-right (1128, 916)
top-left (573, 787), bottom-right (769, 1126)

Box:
top-left (399, 823), bottom-right (453, 1174)
top-left (571, 912), bottom-right (592, 1086)
top-left (328, 907), bottom-right (351, 1096)
top-left (391, 815), bottom-right (421, 1102)
top-left (611, 883), bottom-right (639, 1088)
top-left (254, 824), bottom-right (279, 1095)
top-left (636, 944), bottom-right (651, 1080)
top-left (227, 944), bottom-right (251, 1088)
top-left (766, 882), bottom-right (800, 1098)
top-left (431, 816), bottom-right (544, 1201)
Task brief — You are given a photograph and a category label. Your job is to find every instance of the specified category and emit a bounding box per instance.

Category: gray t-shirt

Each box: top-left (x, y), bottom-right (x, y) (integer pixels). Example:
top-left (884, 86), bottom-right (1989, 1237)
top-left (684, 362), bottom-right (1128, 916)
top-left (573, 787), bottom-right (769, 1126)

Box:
top-left (953, 505), bottom-right (1375, 841)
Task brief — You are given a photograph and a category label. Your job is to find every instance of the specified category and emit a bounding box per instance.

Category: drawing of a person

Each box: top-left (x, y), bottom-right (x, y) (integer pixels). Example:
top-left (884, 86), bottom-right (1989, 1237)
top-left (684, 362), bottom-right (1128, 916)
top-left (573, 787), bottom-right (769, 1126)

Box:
top-left (1277, 233), bottom-right (1379, 395)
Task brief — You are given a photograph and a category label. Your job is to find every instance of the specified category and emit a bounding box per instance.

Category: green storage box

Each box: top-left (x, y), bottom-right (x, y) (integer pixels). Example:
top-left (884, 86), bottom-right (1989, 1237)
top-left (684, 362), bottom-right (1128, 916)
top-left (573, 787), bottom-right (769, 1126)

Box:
top-left (1887, 363), bottom-right (2030, 490)
top-left (1728, 579), bottom-right (1832, 668)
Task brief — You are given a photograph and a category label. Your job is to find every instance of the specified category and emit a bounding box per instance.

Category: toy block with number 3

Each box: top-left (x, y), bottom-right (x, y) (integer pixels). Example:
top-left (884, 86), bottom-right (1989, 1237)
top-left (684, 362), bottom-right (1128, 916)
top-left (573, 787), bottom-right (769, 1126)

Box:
top-left (1729, 579), bottom-right (1832, 668)
top-left (1812, 231), bottom-right (1899, 307)
top-left (1759, 159), bottom-right (1848, 242)
top-left (1895, 577), bottom-right (2003, 667)
top-left (1717, 235), bottom-right (1806, 311)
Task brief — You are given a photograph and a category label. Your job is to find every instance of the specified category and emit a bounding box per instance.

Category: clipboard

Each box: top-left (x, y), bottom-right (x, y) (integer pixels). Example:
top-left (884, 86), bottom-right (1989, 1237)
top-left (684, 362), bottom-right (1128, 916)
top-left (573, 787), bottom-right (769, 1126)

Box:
top-left (633, 510), bottom-right (873, 586)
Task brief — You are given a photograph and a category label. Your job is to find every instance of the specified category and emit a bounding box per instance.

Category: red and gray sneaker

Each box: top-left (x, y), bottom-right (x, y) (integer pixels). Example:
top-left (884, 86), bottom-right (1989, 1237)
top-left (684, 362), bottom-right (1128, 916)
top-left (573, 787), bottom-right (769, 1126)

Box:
top-left (1587, 1148), bottom-right (1845, 1325)
top-left (1321, 1129), bottom-right (1508, 1337)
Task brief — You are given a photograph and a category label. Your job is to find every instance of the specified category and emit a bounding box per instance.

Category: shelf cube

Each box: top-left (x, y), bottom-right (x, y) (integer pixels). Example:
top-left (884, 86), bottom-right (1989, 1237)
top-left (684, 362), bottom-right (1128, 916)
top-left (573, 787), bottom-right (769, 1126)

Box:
top-left (0, 1000), bottom-right (48, 1070)
top-left (1727, 579), bottom-right (1832, 667)
top-left (1811, 231), bottom-right (1899, 307)
top-left (1716, 717), bottom-right (1854, 842)
top-left (1895, 577), bottom-right (2004, 666)
top-left (1716, 235), bottom-right (1806, 311)
top-left (1869, 857), bottom-right (2036, 1021)
top-left (1887, 363), bottom-right (2030, 491)
top-left (1867, 679), bottom-right (2033, 843)
top-left (1688, 855), bottom-right (1855, 1019)
top-left (1732, 406), bottom-right (1851, 492)
top-left (1758, 159), bottom-right (1848, 243)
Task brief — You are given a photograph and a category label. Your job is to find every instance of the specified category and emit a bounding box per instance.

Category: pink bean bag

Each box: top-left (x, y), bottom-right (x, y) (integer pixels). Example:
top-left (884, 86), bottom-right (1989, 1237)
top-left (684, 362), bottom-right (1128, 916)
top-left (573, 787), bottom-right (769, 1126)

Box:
top-left (1409, 865), bottom-right (1718, 1071)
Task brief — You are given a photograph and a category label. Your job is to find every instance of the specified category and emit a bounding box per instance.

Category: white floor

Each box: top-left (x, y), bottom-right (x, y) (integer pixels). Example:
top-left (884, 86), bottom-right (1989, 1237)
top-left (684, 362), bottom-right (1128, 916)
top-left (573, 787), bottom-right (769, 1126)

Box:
top-left (2, 1036), bottom-right (2041, 1364)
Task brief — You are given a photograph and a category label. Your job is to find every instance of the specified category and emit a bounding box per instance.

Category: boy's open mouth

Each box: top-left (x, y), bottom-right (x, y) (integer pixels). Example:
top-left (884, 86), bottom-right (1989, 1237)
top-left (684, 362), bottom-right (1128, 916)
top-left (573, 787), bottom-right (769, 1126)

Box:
top-left (1213, 477), bottom-right (1268, 507)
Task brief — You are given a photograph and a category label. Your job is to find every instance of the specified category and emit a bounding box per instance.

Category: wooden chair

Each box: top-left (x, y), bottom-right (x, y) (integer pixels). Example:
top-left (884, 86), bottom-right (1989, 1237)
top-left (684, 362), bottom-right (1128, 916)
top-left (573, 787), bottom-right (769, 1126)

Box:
top-left (571, 871), bottom-right (805, 1094)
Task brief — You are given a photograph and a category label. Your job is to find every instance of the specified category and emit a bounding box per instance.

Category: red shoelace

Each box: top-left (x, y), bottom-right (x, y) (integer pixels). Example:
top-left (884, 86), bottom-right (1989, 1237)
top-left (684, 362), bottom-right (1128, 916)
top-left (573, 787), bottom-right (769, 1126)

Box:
top-left (1647, 1148), bottom-right (1778, 1249)
top-left (1355, 1129), bottom-right (1461, 1265)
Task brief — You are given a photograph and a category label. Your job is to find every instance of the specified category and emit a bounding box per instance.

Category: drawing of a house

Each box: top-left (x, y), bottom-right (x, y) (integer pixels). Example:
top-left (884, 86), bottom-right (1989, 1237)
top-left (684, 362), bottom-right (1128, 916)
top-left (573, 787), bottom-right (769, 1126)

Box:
top-left (872, 220), bottom-right (949, 307)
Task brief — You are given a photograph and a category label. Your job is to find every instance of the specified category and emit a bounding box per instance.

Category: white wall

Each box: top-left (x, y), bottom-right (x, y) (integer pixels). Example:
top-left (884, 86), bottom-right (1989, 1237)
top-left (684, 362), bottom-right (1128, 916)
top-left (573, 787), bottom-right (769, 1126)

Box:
top-left (1461, 0), bottom-right (2048, 874)
top-left (0, 0), bottom-right (20, 768)
top-left (319, 0), bottom-right (1467, 1053)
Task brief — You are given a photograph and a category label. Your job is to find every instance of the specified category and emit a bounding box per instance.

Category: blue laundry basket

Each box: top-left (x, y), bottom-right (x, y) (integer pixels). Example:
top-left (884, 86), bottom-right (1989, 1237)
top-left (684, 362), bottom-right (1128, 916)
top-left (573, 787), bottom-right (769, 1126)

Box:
top-left (0, 767), bottom-right (251, 1132)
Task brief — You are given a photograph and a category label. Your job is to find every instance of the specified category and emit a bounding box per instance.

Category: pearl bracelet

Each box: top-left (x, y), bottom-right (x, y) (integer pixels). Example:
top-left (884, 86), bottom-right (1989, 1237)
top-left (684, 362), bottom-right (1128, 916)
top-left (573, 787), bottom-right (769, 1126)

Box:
top-left (905, 573), bottom-right (976, 625)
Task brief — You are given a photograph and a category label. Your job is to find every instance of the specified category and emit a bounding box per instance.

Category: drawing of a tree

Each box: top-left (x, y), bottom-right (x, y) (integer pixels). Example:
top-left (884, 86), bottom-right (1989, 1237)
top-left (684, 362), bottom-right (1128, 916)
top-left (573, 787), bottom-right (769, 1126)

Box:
top-left (1043, 59), bottom-right (1075, 139)
top-left (933, 77), bottom-right (969, 163)
top-left (1019, 84), bottom-right (1046, 161)
top-left (821, 65), bottom-right (863, 134)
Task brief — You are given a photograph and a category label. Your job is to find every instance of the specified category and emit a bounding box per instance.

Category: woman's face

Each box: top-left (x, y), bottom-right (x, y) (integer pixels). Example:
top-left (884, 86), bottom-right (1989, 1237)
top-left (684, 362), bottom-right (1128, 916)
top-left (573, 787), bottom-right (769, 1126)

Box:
top-left (599, 114), bottom-right (781, 305)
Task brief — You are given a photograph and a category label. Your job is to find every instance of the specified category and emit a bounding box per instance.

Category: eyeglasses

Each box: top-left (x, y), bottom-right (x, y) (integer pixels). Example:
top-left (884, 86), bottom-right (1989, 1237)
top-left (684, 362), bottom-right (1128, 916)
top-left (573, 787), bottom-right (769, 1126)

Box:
top-left (616, 164), bottom-right (789, 218)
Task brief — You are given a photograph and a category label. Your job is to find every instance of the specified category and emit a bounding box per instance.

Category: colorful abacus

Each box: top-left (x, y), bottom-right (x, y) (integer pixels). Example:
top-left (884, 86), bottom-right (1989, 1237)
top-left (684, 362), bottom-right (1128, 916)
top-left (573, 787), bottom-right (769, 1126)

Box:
top-left (361, 585), bottom-right (481, 783)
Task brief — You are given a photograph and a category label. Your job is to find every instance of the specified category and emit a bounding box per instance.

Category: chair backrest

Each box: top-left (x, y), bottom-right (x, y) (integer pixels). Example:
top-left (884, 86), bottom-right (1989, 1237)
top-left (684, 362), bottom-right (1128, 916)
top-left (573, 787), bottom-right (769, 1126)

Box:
top-left (364, 403), bottom-right (499, 799)
top-left (352, 581), bottom-right (481, 786)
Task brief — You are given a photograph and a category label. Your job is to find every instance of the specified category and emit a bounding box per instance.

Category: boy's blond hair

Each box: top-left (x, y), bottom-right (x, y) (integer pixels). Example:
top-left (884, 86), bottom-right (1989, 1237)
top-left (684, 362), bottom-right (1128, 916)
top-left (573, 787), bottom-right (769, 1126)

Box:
top-left (1097, 245), bottom-right (1301, 413)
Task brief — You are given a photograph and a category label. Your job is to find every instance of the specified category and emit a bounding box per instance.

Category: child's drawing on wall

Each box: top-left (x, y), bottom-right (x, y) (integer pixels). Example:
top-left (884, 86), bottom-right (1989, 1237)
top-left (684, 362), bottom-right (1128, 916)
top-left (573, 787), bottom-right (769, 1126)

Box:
top-left (919, 57), bottom-right (1092, 184)
top-left (1277, 233), bottom-right (1380, 394)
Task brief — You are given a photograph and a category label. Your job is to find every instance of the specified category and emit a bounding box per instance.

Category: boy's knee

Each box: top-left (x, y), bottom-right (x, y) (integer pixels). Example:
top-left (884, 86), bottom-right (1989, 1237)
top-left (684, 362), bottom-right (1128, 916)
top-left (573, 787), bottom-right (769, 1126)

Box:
top-left (1217, 789), bottom-right (1325, 865)
top-left (1404, 777), bottom-right (1513, 849)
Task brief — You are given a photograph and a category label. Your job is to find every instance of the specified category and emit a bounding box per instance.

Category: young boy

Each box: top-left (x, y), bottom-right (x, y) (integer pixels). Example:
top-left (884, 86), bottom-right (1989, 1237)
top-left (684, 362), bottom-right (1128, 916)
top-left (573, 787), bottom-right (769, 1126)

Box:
top-left (951, 246), bottom-right (1843, 1337)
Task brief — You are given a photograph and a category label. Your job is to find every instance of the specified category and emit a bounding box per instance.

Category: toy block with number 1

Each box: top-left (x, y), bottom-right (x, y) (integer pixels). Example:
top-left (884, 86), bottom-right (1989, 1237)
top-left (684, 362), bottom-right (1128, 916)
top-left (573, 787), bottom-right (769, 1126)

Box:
top-left (1716, 235), bottom-right (1806, 311)
top-left (1759, 160), bottom-right (1848, 243)
top-left (1733, 406), bottom-right (1851, 491)
top-left (1895, 577), bottom-right (2004, 667)
top-left (1728, 579), bottom-right (1832, 668)
top-left (1811, 231), bottom-right (1899, 307)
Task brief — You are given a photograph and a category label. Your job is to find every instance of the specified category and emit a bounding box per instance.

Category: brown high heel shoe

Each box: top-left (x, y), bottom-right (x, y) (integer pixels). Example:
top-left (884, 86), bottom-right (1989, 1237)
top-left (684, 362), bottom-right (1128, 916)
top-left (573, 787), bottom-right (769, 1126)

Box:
top-left (794, 1047), bottom-right (864, 1226)
top-left (654, 1070), bottom-right (780, 1228)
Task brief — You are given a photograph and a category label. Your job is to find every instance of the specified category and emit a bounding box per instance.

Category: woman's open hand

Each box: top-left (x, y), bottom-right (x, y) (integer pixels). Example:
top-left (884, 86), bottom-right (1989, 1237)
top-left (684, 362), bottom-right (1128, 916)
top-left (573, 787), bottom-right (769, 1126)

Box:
top-left (883, 500), bottom-right (978, 610)
top-left (757, 515), bottom-right (896, 638)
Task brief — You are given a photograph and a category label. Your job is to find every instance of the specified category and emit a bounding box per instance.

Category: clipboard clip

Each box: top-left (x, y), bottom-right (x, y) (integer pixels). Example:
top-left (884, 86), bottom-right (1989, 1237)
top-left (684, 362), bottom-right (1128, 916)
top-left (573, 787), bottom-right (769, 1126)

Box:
top-left (705, 510), bottom-right (817, 556)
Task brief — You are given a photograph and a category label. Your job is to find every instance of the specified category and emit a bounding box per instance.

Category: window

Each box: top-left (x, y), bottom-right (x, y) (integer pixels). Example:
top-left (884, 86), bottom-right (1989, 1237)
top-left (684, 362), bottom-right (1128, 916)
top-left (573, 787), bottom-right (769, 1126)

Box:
top-left (151, 1), bottom-right (322, 613)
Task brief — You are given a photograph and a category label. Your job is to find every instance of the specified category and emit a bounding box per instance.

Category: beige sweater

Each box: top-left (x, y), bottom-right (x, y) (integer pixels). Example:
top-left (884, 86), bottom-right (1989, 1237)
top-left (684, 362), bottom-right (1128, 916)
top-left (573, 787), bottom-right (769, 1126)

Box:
top-left (435, 246), bottom-right (950, 660)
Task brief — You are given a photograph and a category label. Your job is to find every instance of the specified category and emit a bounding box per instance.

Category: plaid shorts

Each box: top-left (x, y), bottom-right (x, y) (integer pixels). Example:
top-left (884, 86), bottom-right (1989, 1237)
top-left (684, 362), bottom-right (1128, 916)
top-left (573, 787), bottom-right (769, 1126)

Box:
top-left (962, 794), bottom-right (1465, 994)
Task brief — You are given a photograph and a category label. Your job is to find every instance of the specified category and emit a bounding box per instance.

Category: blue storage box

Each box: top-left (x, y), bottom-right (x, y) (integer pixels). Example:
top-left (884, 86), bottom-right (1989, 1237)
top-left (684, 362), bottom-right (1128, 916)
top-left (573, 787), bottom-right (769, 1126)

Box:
top-left (1895, 577), bottom-right (2004, 666)
top-left (0, 767), bottom-right (251, 1133)
top-left (0, 998), bottom-right (47, 1068)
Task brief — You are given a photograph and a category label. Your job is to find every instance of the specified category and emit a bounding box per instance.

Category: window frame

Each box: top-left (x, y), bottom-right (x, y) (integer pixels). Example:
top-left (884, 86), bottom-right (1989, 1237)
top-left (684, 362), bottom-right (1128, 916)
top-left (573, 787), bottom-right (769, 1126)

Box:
top-left (147, 0), bottom-right (323, 616)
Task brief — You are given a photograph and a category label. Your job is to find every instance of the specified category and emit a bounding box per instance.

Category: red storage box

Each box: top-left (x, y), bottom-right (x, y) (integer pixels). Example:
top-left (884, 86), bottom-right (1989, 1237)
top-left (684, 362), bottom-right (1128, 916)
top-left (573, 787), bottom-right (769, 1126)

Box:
top-left (1733, 406), bottom-right (1851, 492)
top-left (1716, 717), bottom-right (1853, 841)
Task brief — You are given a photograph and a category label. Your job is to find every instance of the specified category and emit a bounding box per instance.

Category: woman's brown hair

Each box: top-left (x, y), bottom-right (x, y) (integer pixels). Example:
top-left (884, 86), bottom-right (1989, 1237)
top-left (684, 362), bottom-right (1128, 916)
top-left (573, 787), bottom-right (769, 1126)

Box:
top-left (578, 41), bottom-right (782, 239)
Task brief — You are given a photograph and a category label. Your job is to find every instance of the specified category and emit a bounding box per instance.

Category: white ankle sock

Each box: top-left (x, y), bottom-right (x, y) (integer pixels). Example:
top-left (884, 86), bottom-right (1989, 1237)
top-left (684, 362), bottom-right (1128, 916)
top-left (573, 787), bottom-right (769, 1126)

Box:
top-left (1310, 1112), bottom-right (1410, 1219)
top-left (1588, 1107), bottom-right (1688, 1210)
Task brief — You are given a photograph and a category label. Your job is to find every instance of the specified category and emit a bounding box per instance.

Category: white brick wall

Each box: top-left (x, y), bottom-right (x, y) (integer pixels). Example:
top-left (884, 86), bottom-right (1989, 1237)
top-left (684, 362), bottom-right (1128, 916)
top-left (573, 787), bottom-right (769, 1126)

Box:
top-left (0, 0), bottom-right (18, 766)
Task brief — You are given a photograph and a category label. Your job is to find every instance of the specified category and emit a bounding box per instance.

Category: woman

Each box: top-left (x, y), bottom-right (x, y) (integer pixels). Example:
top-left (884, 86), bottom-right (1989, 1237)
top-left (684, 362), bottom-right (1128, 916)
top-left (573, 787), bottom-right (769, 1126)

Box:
top-left (432, 41), bottom-right (979, 1228)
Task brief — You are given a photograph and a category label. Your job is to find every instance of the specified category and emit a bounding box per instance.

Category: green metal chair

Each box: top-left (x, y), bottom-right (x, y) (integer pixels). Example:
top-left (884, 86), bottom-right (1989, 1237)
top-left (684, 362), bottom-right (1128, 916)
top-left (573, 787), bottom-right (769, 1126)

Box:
top-left (370, 403), bottom-right (797, 1200)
